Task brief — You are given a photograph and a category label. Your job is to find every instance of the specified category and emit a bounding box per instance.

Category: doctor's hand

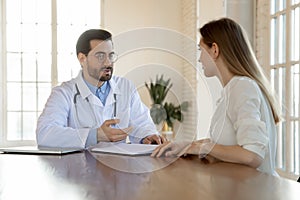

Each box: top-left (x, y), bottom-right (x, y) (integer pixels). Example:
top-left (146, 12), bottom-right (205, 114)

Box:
top-left (96, 119), bottom-right (132, 142)
top-left (151, 140), bottom-right (192, 157)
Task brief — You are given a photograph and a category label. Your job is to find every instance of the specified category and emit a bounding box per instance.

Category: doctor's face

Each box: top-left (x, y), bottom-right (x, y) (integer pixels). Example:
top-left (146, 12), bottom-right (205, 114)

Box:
top-left (82, 39), bottom-right (116, 86)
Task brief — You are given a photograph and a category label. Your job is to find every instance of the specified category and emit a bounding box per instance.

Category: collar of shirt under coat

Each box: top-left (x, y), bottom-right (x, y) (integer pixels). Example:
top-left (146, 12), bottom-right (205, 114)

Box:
top-left (74, 70), bottom-right (121, 106)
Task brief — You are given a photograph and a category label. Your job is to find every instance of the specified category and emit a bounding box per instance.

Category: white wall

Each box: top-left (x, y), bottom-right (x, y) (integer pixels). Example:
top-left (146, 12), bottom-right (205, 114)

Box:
top-left (198, 0), bottom-right (226, 27)
top-left (226, 0), bottom-right (255, 47)
top-left (103, 0), bottom-right (184, 107)
top-left (103, 0), bottom-right (182, 33)
top-left (198, 0), bottom-right (225, 107)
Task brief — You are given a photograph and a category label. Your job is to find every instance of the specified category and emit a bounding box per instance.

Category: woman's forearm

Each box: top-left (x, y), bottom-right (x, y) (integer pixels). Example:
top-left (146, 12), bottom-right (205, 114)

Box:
top-left (206, 143), bottom-right (263, 168)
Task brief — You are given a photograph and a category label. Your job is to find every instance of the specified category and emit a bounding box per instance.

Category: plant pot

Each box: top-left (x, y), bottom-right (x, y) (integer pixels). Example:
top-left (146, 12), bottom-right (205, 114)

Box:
top-left (150, 104), bottom-right (167, 131)
top-left (161, 121), bottom-right (174, 141)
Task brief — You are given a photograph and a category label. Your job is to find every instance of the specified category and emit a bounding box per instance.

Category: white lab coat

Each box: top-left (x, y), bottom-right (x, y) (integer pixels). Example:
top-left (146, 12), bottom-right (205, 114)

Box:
top-left (209, 76), bottom-right (278, 176)
top-left (36, 71), bottom-right (158, 148)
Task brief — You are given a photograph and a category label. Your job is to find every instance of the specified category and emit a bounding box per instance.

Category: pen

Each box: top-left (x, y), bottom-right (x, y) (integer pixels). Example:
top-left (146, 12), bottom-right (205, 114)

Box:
top-left (113, 93), bottom-right (117, 118)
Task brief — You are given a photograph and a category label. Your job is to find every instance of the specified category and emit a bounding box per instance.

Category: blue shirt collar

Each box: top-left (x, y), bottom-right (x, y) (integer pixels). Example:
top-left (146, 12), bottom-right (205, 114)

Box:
top-left (84, 79), bottom-right (109, 95)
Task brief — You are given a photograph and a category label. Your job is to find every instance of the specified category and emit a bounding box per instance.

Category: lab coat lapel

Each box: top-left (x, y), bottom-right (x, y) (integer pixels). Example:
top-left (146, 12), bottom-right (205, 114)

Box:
top-left (74, 72), bottom-right (121, 107)
top-left (74, 71), bottom-right (102, 107)
top-left (106, 77), bottom-right (121, 106)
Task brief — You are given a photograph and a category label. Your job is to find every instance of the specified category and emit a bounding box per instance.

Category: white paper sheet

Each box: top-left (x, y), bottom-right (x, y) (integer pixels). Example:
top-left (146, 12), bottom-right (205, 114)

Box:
top-left (91, 142), bottom-right (158, 156)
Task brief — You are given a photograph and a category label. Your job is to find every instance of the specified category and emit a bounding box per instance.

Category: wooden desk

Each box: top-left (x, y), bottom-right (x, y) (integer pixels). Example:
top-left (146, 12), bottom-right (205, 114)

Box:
top-left (0, 151), bottom-right (299, 200)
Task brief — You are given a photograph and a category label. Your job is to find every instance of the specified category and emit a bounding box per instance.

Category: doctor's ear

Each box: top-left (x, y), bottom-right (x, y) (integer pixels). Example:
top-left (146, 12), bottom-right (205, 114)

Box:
top-left (77, 53), bottom-right (87, 65)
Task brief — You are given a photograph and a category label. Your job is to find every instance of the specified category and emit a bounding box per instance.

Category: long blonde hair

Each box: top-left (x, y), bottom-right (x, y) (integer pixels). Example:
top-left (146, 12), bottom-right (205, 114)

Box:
top-left (200, 18), bottom-right (281, 124)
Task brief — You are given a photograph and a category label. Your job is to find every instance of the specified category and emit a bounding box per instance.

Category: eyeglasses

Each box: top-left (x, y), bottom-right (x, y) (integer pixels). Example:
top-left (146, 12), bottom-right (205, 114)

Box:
top-left (93, 52), bottom-right (118, 63)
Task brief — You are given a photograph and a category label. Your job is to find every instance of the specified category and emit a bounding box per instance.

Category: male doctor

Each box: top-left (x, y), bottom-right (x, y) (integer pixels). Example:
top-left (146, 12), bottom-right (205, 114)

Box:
top-left (36, 29), bottom-right (165, 148)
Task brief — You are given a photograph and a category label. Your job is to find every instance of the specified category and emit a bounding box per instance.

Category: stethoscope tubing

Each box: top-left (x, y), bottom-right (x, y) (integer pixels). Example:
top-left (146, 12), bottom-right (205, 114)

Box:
top-left (73, 83), bottom-right (117, 128)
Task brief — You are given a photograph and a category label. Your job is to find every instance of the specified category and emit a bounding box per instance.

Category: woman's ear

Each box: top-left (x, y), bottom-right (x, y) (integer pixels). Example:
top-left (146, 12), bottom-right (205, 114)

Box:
top-left (77, 53), bottom-right (87, 66)
top-left (211, 42), bottom-right (219, 59)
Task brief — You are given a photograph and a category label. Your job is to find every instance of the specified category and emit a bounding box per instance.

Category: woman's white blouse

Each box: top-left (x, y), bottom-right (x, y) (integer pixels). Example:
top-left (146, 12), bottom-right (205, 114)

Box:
top-left (209, 76), bottom-right (278, 176)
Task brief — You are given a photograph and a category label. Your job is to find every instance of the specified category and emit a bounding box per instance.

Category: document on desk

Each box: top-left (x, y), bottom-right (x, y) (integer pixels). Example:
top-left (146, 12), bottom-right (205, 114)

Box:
top-left (91, 142), bottom-right (158, 156)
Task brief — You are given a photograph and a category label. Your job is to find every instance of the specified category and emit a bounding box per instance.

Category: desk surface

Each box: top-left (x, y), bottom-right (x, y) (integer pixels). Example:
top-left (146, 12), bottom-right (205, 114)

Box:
top-left (0, 150), bottom-right (299, 200)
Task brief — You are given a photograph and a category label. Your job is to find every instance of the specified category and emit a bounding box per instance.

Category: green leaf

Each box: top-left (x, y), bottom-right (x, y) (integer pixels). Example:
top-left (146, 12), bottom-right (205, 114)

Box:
top-left (145, 75), bottom-right (189, 127)
top-left (180, 101), bottom-right (189, 111)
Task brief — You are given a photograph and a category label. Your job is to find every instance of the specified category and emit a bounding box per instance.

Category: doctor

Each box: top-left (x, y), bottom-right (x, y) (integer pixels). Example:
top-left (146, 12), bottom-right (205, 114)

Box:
top-left (36, 29), bottom-right (165, 148)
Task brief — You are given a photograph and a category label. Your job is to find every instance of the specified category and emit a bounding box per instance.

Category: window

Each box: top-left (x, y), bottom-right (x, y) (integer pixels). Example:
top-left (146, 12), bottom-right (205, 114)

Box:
top-left (0, 0), bottom-right (101, 146)
top-left (270, 0), bottom-right (300, 177)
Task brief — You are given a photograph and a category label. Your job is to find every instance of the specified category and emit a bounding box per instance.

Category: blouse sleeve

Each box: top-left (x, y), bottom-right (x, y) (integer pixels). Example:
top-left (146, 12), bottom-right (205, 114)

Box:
top-left (227, 78), bottom-right (269, 158)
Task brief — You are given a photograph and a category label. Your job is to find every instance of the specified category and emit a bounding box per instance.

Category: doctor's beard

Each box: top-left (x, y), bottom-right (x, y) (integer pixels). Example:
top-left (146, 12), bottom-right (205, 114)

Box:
top-left (99, 66), bottom-right (113, 81)
top-left (88, 66), bottom-right (114, 82)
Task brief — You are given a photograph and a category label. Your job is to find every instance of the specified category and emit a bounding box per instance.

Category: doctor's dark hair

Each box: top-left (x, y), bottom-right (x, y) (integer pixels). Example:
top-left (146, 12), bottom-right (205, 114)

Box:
top-left (199, 18), bottom-right (281, 124)
top-left (76, 29), bottom-right (112, 56)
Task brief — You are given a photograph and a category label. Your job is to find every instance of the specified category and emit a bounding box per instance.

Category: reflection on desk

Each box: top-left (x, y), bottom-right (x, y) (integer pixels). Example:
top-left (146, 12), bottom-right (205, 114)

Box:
top-left (0, 151), bottom-right (299, 200)
top-left (89, 149), bottom-right (177, 173)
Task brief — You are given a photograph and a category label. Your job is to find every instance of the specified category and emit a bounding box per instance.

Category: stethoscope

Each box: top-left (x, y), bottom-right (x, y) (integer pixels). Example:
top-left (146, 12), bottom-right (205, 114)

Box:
top-left (73, 83), bottom-right (117, 128)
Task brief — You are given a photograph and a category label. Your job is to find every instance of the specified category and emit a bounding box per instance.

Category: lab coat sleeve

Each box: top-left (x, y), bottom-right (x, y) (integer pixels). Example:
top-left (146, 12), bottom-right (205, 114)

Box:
top-left (36, 84), bottom-right (93, 149)
top-left (127, 87), bottom-right (159, 143)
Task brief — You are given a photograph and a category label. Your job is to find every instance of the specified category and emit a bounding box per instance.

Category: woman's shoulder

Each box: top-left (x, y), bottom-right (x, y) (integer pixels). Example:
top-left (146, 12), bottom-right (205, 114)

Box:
top-left (227, 76), bottom-right (260, 93)
top-left (226, 76), bottom-right (262, 100)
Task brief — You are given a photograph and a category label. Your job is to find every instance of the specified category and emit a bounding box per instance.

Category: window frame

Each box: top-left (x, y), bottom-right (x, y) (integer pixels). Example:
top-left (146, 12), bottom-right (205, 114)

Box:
top-left (0, 0), bottom-right (102, 146)
top-left (267, 0), bottom-right (300, 179)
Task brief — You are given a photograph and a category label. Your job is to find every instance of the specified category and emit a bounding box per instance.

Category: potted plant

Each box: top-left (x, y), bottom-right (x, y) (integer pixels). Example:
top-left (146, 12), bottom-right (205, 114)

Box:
top-left (145, 75), bottom-right (188, 132)
top-left (163, 101), bottom-right (188, 130)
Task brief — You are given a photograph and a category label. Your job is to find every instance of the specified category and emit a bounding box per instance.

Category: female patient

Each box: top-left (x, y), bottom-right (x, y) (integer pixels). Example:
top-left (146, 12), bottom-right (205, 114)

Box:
top-left (152, 18), bottom-right (281, 176)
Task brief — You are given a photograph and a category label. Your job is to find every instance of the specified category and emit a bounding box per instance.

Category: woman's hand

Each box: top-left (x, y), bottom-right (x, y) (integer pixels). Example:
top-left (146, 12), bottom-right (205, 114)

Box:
top-left (184, 139), bottom-right (220, 164)
top-left (151, 141), bottom-right (192, 157)
top-left (141, 134), bottom-right (167, 145)
top-left (185, 138), bottom-right (212, 156)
